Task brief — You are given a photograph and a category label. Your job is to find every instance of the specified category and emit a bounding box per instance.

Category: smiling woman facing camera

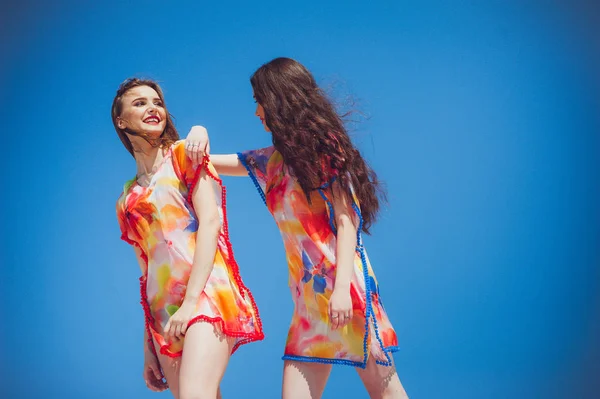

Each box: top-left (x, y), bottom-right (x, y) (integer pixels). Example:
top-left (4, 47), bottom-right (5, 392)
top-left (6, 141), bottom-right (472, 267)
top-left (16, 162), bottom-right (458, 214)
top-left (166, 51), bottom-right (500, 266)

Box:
top-left (112, 78), bottom-right (263, 399)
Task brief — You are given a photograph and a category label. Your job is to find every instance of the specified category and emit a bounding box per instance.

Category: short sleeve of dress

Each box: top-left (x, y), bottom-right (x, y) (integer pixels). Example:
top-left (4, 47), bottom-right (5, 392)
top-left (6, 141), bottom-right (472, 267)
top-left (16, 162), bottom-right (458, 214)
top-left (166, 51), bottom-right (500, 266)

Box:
top-left (115, 179), bottom-right (137, 246)
top-left (116, 198), bottom-right (128, 241)
top-left (237, 146), bottom-right (276, 205)
top-left (171, 140), bottom-right (202, 190)
top-left (171, 140), bottom-right (224, 214)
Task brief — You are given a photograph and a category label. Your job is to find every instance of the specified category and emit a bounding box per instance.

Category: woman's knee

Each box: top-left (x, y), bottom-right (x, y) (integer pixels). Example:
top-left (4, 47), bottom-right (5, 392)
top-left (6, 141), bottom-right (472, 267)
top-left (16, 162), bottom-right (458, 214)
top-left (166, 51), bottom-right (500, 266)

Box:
top-left (358, 358), bottom-right (408, 399)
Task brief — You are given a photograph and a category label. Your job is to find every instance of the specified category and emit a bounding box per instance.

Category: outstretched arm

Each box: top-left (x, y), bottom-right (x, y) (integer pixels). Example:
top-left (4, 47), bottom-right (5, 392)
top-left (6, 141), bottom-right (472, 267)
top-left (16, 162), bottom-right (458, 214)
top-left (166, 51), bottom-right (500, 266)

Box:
top-left (185, 125), bottom-right (248, 176)
top-left (210, 154), bottom-right (248, 176)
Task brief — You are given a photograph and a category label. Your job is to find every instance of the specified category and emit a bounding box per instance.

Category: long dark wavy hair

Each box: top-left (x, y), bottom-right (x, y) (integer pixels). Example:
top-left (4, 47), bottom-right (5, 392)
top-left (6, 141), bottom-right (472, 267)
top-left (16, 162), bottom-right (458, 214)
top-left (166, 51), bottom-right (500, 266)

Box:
top-left (250, 57), bottom-right (385, 233)
top-left (111, 78), bottom-right (179, 157)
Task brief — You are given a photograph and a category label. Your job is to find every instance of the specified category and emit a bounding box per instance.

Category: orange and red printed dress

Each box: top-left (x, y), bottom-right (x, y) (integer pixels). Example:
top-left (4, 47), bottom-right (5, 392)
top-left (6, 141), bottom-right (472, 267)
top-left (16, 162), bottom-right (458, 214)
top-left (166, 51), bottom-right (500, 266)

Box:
top-left (117, 141), bottom-right (263, 357)
top-left (239, 146), bottom-right (398, 368)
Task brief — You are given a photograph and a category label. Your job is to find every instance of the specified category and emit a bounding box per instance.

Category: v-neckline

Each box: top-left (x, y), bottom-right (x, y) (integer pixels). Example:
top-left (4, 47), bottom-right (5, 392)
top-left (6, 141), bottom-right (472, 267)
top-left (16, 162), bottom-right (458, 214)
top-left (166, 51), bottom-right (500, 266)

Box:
top-left (131, 148), bottom-right (172, 190)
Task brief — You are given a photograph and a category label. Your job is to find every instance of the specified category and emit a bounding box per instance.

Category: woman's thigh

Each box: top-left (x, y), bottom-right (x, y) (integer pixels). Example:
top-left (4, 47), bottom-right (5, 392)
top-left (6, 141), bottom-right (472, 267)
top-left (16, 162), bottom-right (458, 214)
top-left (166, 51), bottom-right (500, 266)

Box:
top-left (282, 360), bottom-right (332, 399)
top-left (154, 340), bottom-right (182, 399)
top-left (178, 322), bottom-right (233, 399)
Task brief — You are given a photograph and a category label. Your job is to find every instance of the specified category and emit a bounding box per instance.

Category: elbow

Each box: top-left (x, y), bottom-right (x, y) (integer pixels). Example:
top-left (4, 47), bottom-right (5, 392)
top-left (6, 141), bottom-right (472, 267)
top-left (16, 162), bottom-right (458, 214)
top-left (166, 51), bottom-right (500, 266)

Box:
top-left (335, 214), bottom-right (358, 235)
top-left (208, 214), bottom-right (222, 235)
top-left (199, 212), bottom-right (222, 237)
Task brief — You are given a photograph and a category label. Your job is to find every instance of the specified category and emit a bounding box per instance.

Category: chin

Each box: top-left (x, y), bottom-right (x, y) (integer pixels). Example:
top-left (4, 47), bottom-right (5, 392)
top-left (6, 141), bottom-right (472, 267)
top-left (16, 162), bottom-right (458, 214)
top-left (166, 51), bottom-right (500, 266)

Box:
top-left (146, 128), bottom-right (165, 137)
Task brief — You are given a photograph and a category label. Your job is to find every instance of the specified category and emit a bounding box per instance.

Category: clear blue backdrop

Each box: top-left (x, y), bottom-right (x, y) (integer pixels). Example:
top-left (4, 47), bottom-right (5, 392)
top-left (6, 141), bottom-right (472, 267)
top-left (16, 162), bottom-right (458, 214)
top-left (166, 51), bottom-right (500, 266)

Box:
top-left (2, 1), bottom-right (599, 398)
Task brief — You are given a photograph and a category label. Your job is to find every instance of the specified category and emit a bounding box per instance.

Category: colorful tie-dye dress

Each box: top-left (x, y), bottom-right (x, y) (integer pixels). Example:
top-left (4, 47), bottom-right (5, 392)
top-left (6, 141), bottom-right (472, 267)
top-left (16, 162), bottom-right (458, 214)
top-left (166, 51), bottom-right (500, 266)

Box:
top-left (116, 141), bottom-right (264, 358)
top-left (238, 146), bottom-right (398, 368)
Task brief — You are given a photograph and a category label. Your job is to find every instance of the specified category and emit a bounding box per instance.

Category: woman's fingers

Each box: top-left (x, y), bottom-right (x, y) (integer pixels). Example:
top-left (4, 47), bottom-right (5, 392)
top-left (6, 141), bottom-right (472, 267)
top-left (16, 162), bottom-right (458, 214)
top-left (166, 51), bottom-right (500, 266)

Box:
top-left (194, 145), bottom-right (203, 165)
top-left (340, 311), bottom-right (351, 328)
top-left (144, 366), bottom-right (161, 391)
top-left (163, 320), bottom-right (172, 341)
top-left (149, 363), bottom-right (162, 382)
top-left (330, 312), bottom-right (340, 330)
top-left (330, 309), bottom-right (353, 330)
top-left (180, 320), bottom-right (189, 336)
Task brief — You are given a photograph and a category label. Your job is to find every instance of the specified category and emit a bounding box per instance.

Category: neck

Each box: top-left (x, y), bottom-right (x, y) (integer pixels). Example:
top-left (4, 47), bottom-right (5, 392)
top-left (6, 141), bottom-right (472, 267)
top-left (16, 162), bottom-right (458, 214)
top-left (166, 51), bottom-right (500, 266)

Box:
top-left (128, 134), bottom-right (164, 178)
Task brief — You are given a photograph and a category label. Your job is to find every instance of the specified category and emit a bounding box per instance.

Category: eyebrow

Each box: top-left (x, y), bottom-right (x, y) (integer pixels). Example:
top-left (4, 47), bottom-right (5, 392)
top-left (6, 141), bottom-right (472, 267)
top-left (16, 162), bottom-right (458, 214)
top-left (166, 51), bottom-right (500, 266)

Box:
top-left (130, 97), bottom-right (162, 103)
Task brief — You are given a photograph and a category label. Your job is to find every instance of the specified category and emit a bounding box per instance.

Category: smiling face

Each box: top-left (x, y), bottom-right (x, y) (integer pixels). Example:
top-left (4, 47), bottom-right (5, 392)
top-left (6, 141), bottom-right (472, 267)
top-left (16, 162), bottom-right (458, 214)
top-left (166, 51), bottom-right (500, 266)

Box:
top-left (116, 85), bottom-right (167, 139)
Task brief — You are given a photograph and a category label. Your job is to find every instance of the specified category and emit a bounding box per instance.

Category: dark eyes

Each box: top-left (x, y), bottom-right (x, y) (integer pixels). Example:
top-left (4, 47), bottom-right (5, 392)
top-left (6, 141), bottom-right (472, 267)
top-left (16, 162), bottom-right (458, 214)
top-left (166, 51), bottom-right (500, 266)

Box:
top-left (134, 101), bottom-right (163, 107)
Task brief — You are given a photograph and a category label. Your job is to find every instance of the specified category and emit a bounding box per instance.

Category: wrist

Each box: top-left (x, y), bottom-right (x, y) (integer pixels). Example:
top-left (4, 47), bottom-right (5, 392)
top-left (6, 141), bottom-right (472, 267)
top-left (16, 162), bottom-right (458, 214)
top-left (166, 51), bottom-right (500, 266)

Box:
top-left (183, 295), bottom-right (199, 306)
top-left (333, 282), bottom-right (350, 292)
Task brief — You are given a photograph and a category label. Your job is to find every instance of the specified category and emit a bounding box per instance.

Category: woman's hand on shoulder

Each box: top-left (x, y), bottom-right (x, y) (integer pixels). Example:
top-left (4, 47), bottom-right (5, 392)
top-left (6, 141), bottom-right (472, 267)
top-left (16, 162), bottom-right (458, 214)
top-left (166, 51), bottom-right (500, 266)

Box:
top-left (185, 125), bottom-right (210, 165)
top-left (185, 125), bottom-right (246, 176)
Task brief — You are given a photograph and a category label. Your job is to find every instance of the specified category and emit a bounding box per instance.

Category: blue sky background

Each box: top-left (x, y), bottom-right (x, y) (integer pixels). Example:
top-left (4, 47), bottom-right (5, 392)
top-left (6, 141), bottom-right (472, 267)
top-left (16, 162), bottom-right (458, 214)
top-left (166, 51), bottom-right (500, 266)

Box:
top-left (2, 1), bottom-right (599, 398)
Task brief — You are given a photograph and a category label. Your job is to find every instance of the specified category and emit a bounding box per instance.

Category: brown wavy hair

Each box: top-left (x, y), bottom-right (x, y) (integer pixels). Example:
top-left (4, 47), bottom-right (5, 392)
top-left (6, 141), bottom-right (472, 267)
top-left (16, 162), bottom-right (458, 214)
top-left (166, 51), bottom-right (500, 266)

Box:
top-left (250, 57), bottom-right (385, 233)
top-left (111, 78), bottom-right (179, 157)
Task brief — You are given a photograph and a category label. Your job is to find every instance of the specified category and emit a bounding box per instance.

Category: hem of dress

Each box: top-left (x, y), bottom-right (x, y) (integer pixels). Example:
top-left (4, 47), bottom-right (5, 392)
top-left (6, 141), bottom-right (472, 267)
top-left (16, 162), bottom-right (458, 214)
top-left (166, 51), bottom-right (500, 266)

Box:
top-left (375, 345), bottom-right (400, 366)
top-left (149, 315), bottom-right (265, 358)
top-left (282, 345), bottom-right (400, 369)
top-left (316, 186), bottom-right (397, 368)
top-left (237, 152), bottom-right (267, 205)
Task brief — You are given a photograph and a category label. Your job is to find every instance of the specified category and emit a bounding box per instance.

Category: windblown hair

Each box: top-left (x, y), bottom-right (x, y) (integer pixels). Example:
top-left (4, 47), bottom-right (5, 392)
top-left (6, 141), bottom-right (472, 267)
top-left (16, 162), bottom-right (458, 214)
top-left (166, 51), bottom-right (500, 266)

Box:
top-left (111, 78), bottom-right (179, 157)
top-left (250, 57), bottom-right (385, 233)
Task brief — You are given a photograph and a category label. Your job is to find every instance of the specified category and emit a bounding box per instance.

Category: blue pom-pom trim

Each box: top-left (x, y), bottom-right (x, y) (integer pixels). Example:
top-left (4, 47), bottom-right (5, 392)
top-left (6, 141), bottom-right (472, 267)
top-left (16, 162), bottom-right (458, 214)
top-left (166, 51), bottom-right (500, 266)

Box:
top-left (237, 152), bottom-right (267, 206)
top-left (310, 184), bottom-right (397, 368)
top-left (283, 346), bottom-right (399, 369)
top-left (317, 188), bottom-right (337, 234)
top-left (317, 176), bottom-right (338, 233)
top-left (282, 354), bottom-right (367, 368)
top-left (353, 202), bottom-right (395, 367)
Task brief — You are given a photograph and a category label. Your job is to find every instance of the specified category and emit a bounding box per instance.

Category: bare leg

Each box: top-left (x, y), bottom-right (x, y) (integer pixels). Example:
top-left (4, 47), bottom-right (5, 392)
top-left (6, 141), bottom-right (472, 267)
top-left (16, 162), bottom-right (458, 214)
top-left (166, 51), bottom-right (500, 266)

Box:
top-left (356, 356), bottom-right (408, 399)
top-left (154, 340), bottom-right (182, 398)
top-left (178, 322), bottom-right (233, 399)
top-left (282, 360), bottom-right (332, 399)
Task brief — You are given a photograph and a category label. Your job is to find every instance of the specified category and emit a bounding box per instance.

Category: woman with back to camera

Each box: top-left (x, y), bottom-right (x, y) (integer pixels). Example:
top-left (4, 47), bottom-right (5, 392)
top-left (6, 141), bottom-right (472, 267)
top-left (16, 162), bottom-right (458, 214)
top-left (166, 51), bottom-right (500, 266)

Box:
top-left (112, 78), bottom-right (263, 399)
top-left (185, 58), bottom-right (408, 399)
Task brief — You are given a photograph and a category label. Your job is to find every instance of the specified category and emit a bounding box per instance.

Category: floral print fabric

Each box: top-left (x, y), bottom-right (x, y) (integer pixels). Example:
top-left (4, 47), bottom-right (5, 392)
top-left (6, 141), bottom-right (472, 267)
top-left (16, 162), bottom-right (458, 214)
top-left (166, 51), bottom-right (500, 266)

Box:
top-left (239, 146), bottom-right (398, 368)
top-left (117, 141), bottom-right (263, 357)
